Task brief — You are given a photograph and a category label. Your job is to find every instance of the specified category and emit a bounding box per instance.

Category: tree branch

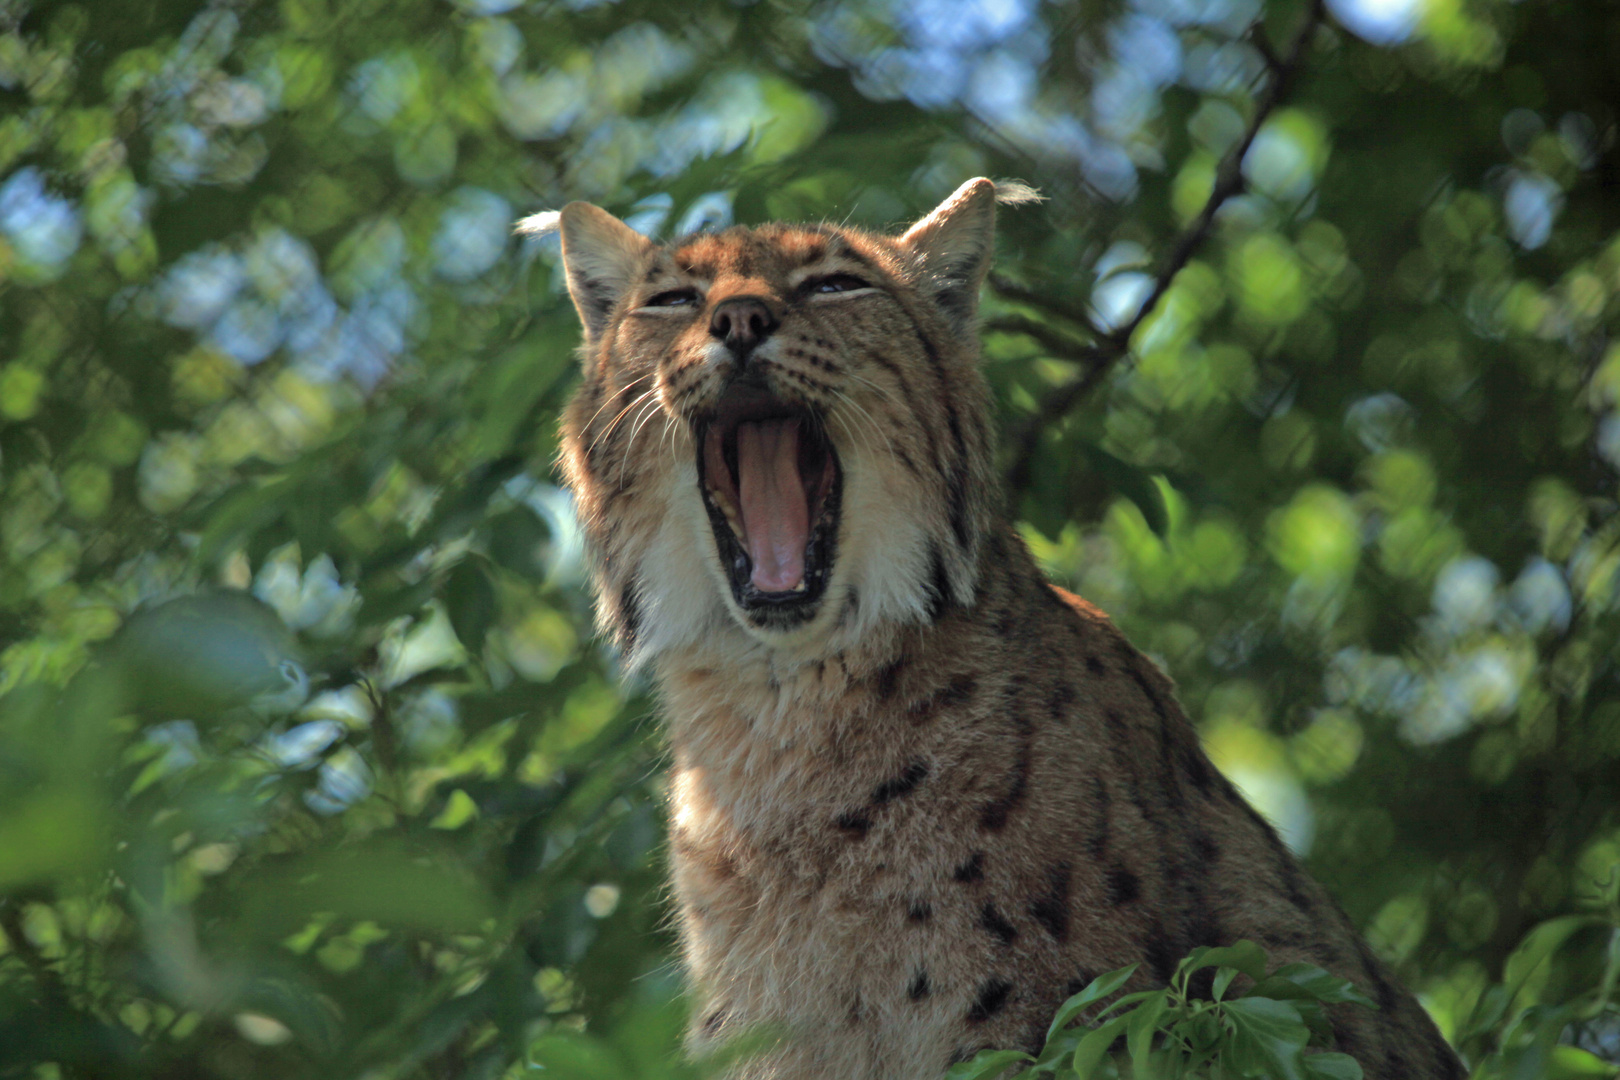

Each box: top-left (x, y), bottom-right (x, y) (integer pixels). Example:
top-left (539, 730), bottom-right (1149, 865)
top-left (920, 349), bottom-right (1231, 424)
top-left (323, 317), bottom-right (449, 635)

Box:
top-left (986, 275), bottom-right (1109, 342)
top-left (983, 315), bottom-right (1101, 364)
top-left (1002, 0), bottom-right (1325, 494)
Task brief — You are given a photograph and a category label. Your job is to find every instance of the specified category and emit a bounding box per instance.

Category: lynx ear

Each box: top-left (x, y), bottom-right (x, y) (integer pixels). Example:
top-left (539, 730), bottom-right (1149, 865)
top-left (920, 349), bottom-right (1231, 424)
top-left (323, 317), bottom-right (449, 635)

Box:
top-left (554, 202), bottom-right (655, 343)
top-left (900, 178), bottom-right (1001, 335)
top-left (900, 178), bottom-right (1041, 335)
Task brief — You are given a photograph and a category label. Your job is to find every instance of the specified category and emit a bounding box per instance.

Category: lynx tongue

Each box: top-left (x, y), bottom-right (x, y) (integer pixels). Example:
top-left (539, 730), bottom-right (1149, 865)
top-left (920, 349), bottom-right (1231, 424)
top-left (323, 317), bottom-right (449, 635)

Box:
top-left (736, 418), bottom-right (809, 593)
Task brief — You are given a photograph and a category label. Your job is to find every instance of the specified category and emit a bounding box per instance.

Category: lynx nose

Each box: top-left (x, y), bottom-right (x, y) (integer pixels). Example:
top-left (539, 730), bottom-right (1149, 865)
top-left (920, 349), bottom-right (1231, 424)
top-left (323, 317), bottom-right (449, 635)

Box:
top-left (709, 297), bottom-right (778, 359)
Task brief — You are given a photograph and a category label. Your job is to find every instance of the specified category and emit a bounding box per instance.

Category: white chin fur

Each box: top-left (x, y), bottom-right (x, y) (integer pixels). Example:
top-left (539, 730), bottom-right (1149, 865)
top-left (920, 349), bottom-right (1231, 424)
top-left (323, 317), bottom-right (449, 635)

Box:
top-left (822, 449), bottom-right (940, 638)
top-left (623, 458), bottom-right (733, 667)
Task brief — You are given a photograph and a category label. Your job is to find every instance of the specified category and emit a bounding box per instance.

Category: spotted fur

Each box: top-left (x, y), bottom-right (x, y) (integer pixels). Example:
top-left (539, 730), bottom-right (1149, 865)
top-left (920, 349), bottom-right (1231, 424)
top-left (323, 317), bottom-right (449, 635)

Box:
top-left (531, 179), bottom-right (1462, 1078)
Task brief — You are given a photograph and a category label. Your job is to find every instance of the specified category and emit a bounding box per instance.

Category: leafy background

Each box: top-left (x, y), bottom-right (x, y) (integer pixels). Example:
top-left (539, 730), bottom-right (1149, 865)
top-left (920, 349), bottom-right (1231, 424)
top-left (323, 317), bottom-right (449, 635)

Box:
top-left (0, 0), bottom-right (1617, 1075)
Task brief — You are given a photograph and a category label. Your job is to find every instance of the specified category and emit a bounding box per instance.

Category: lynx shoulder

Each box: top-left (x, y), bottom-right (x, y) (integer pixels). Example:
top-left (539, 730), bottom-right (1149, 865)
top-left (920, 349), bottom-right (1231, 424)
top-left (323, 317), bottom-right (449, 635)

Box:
top-left (529, 179), bottom-right (1463, 1078)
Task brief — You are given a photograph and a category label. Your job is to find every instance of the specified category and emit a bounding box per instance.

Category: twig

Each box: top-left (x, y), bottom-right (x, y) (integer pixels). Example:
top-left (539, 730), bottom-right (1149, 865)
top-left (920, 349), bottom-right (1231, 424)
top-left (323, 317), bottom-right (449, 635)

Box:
top-left (1002, 0), bottom-right (1325, 493)
top-left (1124, 6), bottom-right (1320, 345)
top-left (363, 675), bottom-right (399, 778)
top-left (987, 274), bottom-right (1109, 342)
top-left (983, 316), bottom-right (1100, 364)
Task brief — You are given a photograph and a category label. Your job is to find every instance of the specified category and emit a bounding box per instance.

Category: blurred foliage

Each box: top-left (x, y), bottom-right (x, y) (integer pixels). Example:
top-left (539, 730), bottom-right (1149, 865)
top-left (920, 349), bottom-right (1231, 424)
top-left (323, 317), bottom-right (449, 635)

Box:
top-left (0, 0), bottom-right (1618, 1075)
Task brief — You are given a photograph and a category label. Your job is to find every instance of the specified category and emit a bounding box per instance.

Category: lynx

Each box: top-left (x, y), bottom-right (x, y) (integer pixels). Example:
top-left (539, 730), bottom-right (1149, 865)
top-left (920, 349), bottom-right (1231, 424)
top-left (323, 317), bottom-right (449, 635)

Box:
top-left (522, 179), bottom-right (1463, 1078)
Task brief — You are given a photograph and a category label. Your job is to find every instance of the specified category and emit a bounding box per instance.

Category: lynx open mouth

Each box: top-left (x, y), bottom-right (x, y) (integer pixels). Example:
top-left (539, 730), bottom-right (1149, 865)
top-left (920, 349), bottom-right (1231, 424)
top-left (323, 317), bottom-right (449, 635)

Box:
top-left (697, 383), bottom-right (842, 624)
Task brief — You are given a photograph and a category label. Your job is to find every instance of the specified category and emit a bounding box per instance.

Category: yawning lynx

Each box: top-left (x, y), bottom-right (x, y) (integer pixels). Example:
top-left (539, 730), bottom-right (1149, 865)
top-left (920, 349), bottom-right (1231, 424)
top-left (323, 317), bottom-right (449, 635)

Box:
top-left (521, 179), bottom-right (1462, 1078)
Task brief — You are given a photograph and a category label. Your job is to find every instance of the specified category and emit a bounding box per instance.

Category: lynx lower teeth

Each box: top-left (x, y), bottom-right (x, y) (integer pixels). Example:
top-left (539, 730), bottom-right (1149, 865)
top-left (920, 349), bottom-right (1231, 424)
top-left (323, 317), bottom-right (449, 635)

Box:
top-left (707, 485), bottom-right (746, 540)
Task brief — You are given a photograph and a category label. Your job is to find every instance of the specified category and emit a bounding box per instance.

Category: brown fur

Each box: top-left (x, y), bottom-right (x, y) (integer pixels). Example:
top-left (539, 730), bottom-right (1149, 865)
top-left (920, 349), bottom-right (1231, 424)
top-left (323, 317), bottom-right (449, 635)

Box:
top-left (532, 179), bottom-right (1462, 1078)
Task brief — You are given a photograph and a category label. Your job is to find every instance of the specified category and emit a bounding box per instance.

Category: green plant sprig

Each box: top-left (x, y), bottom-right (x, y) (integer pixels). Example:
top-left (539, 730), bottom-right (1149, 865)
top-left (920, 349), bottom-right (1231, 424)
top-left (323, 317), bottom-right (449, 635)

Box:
top-left (946, 941), bottom-right (1376, 1080)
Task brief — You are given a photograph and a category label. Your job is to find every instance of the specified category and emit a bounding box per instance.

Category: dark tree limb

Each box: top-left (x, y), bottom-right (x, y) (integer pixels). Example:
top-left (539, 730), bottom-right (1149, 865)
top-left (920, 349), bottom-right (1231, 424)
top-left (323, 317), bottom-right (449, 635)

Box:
top-left (983, 315), bottom-right (1101, 363)
top-left (1000, 0), bottom-right (1326, 494)
top-left (985, 278), bottom-right (1108, 342)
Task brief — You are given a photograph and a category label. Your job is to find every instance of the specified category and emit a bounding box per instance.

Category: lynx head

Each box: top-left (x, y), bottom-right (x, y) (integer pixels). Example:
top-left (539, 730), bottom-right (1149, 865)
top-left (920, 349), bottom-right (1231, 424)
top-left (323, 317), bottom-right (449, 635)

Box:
top-left (526, 178), bottom-right (1036, 666)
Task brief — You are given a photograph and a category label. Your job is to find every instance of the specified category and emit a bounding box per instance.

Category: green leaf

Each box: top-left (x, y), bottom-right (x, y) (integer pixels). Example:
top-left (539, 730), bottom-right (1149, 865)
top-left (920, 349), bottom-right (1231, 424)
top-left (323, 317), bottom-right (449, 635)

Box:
top-left (1222, 997), bottom-right (1312, 1080)
top-left (943, 1048), bottom-right (1032, 1080)
top-left (486, 505), bottom-right (552, 579)
top-left (1126, 990), bottom-right (1170, 1071)
top-left (1072, 1015), bottom-right (1131, 1078)
top-left (1180, 940), bottom-right (1270, 986)
top-left (445, 558), bottom-right (497, 655)
top-left (1096, 446), bottom-right (1172, 537)
top-left (1047, 964), bottom-right (1140, 1041)
top-left (1548, 1045), bottom-right (1620, 1078)
top-left (1214, 966), bottom-right (1241, 1002)
top-left (1302, 1052), bottom-right (1365, 1080)
top-left (428, 788), bottom-right (480, 829)
top-left (1457, 985), bottom-right (1513, 1045)
top-left (1502, 915), bottom-right (1609, 1006)
top-left (110, 590), bottom-right (301, 716)
top-left (1093, 990), bottom-right (1164, 1022)
top-left (1031, 1031), bottom-right (1082, 1072)
top-left (0, 783), bottom-right (110, 889)
top-left (1294, 999), bottom-right (1333, 1046)
top-left (527, 1032), bottom-right (635, 1080)
top-left (1177, 1008), bottom-right (1224, 1052)
top-left (358, 576), bottom-right (437, 626)
top-left (1248, 964), bottom-right (1377, 1009)
top-left (1026, 440), bottom-right (1171, 540)
top-left (195, 476), bottom-right (296, 567)
top-left (423, 456), bottom-right (525, 543)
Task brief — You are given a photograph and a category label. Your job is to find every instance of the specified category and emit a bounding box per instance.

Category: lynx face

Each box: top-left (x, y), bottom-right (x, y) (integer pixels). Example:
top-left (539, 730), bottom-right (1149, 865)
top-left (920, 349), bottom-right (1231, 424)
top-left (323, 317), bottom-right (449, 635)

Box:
top-left (535, 180), bottom-right (1020, 663)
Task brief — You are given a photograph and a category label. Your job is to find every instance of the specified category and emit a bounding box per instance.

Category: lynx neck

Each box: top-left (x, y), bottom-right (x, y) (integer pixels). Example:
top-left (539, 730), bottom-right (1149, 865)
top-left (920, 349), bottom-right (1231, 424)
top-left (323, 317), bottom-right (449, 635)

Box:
top-left (653, 523), bottom-right (1043, 754)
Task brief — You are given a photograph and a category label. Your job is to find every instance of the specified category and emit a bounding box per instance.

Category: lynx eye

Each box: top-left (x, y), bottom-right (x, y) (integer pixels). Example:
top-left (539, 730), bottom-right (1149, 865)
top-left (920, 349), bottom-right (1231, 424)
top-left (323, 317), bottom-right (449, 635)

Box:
top-left (644, 288), bottom-right (699, 308)
top-left (808, 274), bottom-right (869, 295)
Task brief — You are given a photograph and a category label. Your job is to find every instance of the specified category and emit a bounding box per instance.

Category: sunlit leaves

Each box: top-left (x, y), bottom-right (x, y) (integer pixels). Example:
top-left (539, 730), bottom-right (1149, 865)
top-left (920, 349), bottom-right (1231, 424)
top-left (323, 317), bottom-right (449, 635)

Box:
top-left (1366, 893), bottom-right (1430, 966)
top-left (0, 362), bottom-right (44, 419)
top-left (753, 76), bottom-right (832, 163)
top-left (1243, 109), bottom-right (1330, 204)
top-left (1101, 488), bottom-right (1250, 602)
top-left (1203, 720), bottom-right (1316, 854)
top-left (1172, 151), bottom-right (1218, 224)
top-left (1231, 233), bottom-right (1309, 327)
top-left (1267, 485), bottom-right (1359, 585)
top-left (1289, 709), bottom-right (1364, 785)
